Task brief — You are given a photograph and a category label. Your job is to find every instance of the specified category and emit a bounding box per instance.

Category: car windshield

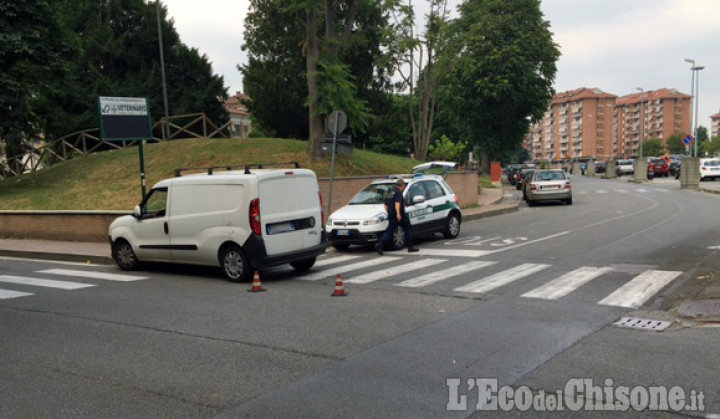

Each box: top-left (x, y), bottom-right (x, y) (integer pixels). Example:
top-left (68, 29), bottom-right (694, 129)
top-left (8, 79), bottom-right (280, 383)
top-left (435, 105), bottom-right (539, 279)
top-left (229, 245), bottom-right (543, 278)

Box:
top-left (535, 171), bottom-right (566, 181)
top-left (618, 160), bottom-right (632, 165)
top-left (651, 159), bottom-right (665, 164)
top-left (704, 160), bottom-right (720, 167)
top-left (349, 183), bottom-right (395, 205)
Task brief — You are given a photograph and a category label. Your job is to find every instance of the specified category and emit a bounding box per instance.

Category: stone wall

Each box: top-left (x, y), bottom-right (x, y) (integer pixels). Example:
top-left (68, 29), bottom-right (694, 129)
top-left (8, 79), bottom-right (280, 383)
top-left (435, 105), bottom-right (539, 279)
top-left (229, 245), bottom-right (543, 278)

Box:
top-left (0, 172), bottom-right (478, 242)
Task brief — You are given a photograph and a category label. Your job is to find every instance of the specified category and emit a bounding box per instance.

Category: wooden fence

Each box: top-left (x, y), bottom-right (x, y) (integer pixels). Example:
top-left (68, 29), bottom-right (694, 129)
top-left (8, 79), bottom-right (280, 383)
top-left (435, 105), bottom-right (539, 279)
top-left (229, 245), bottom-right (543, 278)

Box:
top-left (0, 113), bottom-right (231, 179)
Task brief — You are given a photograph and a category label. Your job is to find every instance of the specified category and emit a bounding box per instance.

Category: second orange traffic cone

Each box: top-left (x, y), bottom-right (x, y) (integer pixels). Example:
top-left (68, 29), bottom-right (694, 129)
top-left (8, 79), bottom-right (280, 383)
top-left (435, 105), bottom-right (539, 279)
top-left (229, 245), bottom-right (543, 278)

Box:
top-left (248, 271), bottom-right (266, 292)
top-left (331, 274), bottom-right (348, 297)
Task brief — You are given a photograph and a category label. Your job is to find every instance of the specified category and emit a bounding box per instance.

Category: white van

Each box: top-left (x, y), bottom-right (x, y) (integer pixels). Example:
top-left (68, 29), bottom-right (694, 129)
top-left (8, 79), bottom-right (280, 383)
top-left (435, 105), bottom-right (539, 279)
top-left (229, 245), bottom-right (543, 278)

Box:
top-left (109, 164), bottom-right (326, 281)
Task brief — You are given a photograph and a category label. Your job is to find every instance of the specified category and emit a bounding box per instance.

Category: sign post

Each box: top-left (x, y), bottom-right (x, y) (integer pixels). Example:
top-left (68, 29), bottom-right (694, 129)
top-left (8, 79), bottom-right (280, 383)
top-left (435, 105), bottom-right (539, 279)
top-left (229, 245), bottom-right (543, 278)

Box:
top-left (98, 97), bottom-right (152, 199)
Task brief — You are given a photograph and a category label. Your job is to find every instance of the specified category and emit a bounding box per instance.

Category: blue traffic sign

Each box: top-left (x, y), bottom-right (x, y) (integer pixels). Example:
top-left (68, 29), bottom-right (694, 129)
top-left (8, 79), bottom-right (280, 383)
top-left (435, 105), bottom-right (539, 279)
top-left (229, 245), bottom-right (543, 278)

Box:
top-left (683, 135), bottom-right (694, 145)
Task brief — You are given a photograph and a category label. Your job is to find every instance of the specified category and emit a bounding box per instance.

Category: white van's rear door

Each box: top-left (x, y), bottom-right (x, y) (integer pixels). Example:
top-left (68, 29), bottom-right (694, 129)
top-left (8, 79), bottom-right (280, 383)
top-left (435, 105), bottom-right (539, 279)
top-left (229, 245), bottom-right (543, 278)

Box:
top-left (258, 170), bottom-right (323, 256)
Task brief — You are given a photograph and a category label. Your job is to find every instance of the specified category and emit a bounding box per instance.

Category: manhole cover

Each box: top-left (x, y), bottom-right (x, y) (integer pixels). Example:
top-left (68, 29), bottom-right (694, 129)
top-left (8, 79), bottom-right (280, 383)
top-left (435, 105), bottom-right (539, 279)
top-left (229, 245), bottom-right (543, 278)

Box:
top-left (614, 316), bottom-right (672, 332)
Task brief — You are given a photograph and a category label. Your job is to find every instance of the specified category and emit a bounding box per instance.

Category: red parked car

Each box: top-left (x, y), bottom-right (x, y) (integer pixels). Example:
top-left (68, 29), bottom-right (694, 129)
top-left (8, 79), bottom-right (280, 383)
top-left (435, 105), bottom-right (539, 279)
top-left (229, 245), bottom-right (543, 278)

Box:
top-left (648, 158), bottom-right (669, 177)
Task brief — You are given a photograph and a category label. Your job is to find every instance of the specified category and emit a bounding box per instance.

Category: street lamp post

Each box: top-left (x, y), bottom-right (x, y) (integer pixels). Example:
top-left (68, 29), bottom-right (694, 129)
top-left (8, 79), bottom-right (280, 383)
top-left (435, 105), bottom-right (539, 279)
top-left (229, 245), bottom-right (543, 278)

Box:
top-left (685, 59), bottom-right (695, 155)
top-left (693, 65), bottom-right (704, 157)
top-left (156, 0), bottom-right (171, 141)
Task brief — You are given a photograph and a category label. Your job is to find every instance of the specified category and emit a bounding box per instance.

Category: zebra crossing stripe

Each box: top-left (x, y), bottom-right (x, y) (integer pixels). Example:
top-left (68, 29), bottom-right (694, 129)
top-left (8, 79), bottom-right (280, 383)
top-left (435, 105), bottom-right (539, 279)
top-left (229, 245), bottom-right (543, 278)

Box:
top-left (596, 190), bottom-right (608, 194)
top-left (521, 266), bottom-right (614, 300)
top-left (396, 261), bottom-right (497, 288)
top-left (345, 259), bottom-right (447, 285)
top-left (413, 249), bottom-right (493, 258)
top-left (597, 270), bottom-right (682, 308)
top-left (38, 269), bottom-right (147, 282)
top-left (0, 289), bottom-right (34, 299)
top-left (454, 263), bottom-right (551, 294)
top-left (314, 255), bottom-right (361, 268)
top-left (298, 256), bottom-right (401, 281)
top-left (0, 275), bottom-right (95, 290)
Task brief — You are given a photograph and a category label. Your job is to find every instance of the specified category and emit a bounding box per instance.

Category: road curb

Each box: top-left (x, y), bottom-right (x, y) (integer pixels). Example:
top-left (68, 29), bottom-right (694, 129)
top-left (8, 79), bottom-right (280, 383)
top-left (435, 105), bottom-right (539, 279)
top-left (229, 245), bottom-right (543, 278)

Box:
top-left (464, 204), bottom-right (519, 222)
top-left (0, 249), bottom-right (113, 265)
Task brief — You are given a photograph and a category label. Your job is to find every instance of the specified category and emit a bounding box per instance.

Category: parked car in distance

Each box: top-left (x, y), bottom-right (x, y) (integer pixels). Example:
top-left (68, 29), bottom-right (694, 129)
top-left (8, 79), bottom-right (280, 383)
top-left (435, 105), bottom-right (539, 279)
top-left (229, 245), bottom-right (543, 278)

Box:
top-left (699, 158), bottom-right (720, 181)
top-left (325, 169), bottom-right (462, 250)
top-left (515, 168), bottom-right (536, 190)
top-left (615, 159), bottom-right (634, 176)
top-left (669, 161), bottom-right (681, 178)
top-left (505, 164), bottom-right (522, 185)
top-left (525, 169), bottom-right (572, 206)
top-left (109, 164), bottom-right (326, 282)
top-left (647, 158), bottom-right (669, 177)
top-left (595, 161), bottom-right (607, 174)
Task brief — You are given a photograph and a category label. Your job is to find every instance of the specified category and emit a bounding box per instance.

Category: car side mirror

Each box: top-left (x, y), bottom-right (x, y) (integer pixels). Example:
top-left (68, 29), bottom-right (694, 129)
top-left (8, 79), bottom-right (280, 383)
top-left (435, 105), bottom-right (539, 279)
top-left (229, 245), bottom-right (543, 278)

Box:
top-left (132, 205), bottom-right (142, 219)
top-left (412, 195), bottom-right (426, 204)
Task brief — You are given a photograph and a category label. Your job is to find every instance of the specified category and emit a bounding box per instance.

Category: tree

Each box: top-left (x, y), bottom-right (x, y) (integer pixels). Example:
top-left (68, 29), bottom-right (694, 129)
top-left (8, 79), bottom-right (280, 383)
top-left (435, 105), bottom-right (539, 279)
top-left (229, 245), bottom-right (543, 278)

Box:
top-left (0, 0), bottom-right (66, 157)
top-left (241, 0), bottom-right (395, 153)
top-left (13, 0), bottom-right (228, 153)
top-left (389, 0), bottom-right (452, 160)
top-left (439, 0), bottom-right (560, 173)
top-left (642, 137), bottom-right (664, 157)
top-left (700, 136), bottom-right (720, 157)
top-left (428, 135), bottom-right (466, 161)
top-left (666, 133), bottom-right (687, 155)
top-left (696, 125), bottom-right (709, 148)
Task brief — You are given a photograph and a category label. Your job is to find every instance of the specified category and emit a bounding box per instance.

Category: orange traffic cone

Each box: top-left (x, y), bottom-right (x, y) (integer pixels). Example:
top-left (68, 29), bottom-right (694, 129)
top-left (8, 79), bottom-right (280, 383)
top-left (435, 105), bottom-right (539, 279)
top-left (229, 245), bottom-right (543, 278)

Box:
top-left (331, 274), bottom-right (348, 297)
top-left (248, 271), bottom-right (266, 292)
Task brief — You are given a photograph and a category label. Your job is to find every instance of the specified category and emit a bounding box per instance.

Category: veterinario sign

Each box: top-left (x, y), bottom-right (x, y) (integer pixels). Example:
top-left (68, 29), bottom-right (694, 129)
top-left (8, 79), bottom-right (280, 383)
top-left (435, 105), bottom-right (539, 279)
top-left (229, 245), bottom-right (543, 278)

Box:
top-left (98, 96), bottom-right (152, 141)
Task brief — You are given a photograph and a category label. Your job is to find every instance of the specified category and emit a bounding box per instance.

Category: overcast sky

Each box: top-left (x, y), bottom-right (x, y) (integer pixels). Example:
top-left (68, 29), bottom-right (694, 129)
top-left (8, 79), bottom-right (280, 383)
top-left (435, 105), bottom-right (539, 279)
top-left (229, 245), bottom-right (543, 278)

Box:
top-left (163, 0), bottom-right (720, 130)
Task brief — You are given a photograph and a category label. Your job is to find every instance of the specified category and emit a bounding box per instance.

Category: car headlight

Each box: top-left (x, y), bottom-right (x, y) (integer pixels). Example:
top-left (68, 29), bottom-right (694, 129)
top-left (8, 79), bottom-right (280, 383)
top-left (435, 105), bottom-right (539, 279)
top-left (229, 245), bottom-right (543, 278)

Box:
top-left (364, 212), bottom-right (388, 226)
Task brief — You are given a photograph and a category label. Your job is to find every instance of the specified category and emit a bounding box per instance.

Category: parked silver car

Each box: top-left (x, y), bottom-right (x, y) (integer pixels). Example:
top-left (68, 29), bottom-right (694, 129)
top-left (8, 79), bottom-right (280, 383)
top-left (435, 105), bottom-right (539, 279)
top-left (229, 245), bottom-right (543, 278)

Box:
top-left (525, 169), bottom-right (572, 206)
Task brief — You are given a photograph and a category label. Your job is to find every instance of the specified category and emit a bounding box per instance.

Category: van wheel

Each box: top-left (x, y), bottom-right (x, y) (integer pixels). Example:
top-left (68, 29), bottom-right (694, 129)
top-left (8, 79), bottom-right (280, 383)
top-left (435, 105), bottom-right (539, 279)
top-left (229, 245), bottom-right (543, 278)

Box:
top-left (443, 213), bottom-right (461, 239)
top-left (220, 245), bottom-right (251, 282)
top-left (332, 243), bottom-right (350, 251)
top-left (112, 239), bottom-right (139, 271)
top-left (290, 257), bottom-right (316, 272)
top-left (390, 225), bottom-right (406, 250)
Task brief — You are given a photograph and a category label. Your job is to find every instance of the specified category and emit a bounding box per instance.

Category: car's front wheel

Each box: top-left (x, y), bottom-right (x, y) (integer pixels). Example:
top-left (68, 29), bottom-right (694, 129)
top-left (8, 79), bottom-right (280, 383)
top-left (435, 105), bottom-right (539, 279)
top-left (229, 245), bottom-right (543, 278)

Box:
top-left (220, 245), bottom-right (251, 282)
top-left (112, 239), bottom-right (139, 271)
top-left (443, 213), bottom-right (461, 239)
top-left (390, 225), bottom-right (406, 250)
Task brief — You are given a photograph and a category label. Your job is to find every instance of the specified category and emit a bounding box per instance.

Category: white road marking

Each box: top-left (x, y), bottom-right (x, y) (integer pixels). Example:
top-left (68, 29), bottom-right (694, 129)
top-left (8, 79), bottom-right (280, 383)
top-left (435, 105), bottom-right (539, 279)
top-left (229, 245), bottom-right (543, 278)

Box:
top-left (596, 190), bottom-right (608, 194)
top-left (0, 289), bottom-right (34, 299)
top-left (412, 249), bottom-right (493, 257)
top-left (396, 261), bottom-right (497, 288)
top-left (345, 259), bottom-right (446, 284)
top-left (636, 189), bottom-right (648, 193)
top-left (615, 190), bottom-right (629, 193)
top-left (522, 266), bottom-right (614, 300)
top-left (578, 191), bottom-right (588, 195)
top-left (454, 263), bottom-right (551, 294)
top-left (0, 275), bottom-right (95, 290)
top-left (298, 256), bottom-right (401, 281)
top-left (38, 269), bottom-right (147, 282)
top-left (314, 255), bottom-right (361, 267)
top-left (598, 270), bottom-right (682, 308)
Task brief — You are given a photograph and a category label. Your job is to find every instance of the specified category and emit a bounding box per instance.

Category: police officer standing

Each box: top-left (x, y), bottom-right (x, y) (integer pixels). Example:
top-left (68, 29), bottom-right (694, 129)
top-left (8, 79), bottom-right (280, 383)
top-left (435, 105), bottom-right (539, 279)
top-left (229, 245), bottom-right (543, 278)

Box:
top-left (376, 178), bottom-right (419, 254)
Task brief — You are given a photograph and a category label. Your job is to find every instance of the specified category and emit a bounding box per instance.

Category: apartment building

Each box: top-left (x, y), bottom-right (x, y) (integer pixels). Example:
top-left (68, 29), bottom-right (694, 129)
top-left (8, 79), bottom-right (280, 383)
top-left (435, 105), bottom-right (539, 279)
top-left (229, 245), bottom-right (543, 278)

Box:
top-left (525, 88), bottom-right (617, 161)
top-left (526, 88), bottom-right (691, 161)
top-left (711, 110), bottom-right (720, 139)
top-left (614, 88), bottom-right (691, 158)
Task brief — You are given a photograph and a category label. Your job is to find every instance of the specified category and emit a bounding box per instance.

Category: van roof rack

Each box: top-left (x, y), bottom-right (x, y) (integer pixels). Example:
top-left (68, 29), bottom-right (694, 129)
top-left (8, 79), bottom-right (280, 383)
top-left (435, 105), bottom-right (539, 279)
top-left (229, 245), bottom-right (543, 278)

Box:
top-left (173, 162), bottom-right (301, 177)
top-left (243, 162), bottom-right (300, 174)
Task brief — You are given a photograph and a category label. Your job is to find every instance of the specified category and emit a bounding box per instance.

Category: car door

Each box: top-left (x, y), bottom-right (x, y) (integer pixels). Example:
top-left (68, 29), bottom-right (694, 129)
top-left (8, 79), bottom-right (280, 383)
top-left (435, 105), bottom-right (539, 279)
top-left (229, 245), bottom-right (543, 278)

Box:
top-left (131, 187), bottom-right (173, 262)
top-left (422, 179), bottom-right (452, 231)
top-left (404, 181), bottom-right (431, 231)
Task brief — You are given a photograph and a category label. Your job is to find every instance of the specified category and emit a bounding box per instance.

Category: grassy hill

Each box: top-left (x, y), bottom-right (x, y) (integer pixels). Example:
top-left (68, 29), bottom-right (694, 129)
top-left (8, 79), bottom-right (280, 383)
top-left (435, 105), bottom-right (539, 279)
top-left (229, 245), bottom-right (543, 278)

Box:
top-left (0, 138), bottom-right (419, 211)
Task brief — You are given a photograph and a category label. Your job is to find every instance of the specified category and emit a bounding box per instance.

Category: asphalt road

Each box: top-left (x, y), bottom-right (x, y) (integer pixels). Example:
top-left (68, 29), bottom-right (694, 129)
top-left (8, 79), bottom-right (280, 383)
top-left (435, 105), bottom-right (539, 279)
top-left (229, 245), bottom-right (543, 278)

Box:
top-left (1, 174), bottom-right (719, 418)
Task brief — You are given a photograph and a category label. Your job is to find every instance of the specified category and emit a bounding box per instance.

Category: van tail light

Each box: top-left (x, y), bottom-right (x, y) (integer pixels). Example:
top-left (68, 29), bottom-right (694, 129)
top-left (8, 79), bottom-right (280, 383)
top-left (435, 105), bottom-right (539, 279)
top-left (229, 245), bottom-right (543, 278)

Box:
top-left (318, 192), bottom-right (325, 225)
top-left (249, 198), bottom-right (261, 235)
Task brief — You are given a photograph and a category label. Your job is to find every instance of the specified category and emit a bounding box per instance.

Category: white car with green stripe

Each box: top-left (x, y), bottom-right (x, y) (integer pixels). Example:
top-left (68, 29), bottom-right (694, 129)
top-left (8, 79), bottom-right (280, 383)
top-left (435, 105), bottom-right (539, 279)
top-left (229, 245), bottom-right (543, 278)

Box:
top-left (325, 166), bottom-right (462, 251)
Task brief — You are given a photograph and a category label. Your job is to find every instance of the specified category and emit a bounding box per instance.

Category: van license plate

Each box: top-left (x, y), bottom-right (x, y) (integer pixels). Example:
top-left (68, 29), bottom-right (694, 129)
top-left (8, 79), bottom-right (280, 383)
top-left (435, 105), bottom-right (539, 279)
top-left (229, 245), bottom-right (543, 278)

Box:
top-left (336, 230), bottom-right (350, 236)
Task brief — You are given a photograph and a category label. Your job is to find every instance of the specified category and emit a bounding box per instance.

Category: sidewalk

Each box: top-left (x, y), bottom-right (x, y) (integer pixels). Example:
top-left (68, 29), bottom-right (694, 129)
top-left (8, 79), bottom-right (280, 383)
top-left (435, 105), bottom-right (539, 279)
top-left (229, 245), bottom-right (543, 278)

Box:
top-left (0, 186), bottom-right (518, 266)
